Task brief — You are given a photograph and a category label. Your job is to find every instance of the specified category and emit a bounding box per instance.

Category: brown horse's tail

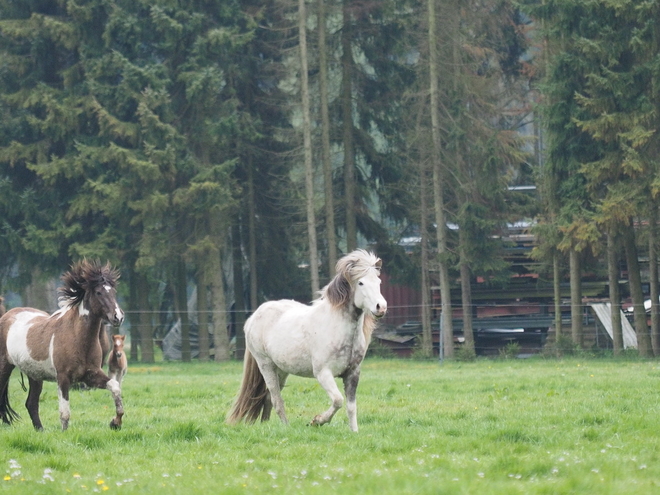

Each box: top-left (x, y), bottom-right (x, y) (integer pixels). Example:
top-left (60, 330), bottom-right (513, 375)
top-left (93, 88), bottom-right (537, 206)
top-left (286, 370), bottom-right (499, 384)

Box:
top-left (227, 349), bottom-right (271, 424)
top-left (0, 376), bottom-right (20, 425)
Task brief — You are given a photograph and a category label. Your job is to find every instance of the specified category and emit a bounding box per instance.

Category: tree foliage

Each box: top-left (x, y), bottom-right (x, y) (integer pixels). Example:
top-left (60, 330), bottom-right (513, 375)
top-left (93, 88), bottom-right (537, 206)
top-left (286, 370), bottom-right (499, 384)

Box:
top-left (2, 0), bottom-right (659, 360)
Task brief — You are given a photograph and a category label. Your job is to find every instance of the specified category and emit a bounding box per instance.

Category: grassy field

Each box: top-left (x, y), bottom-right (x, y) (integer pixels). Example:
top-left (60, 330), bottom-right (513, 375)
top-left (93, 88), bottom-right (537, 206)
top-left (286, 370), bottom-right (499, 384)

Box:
top-left (2, 357), bottom-right (660, 494)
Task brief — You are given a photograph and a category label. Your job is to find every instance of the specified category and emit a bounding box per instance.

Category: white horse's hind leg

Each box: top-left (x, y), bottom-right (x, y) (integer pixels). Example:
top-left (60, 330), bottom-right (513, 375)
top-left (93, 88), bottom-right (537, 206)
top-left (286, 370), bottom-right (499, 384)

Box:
top-left (259, 362), bottom-right (289, 425)
top-left (311, 368), bottom-right (343, 427)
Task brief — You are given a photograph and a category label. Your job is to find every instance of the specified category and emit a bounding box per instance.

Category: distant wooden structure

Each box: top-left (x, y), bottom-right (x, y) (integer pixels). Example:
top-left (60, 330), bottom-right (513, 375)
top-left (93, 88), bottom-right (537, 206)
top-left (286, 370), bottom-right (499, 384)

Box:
top-left (589, 303), bottom-right (637, 349)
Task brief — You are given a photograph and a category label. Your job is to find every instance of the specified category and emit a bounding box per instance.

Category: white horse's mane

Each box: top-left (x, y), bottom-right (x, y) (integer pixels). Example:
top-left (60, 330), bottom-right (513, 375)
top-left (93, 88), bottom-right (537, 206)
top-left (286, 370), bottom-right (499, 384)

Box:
top-left (317, 249), bottom-right (381, 307)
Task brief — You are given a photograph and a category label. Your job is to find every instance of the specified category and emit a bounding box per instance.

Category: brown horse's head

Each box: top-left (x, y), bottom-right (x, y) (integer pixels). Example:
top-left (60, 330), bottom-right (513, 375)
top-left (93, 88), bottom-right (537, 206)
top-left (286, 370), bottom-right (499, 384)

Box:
top-left (59, 260), bottom-right (124, 327)
top-left (112, 334), bottom-right (126, 358)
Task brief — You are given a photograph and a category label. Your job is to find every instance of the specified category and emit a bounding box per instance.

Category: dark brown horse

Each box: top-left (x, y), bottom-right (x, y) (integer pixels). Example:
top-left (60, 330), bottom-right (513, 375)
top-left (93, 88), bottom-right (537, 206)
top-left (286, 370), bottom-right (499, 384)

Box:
top-left (0, 260), bottom-right (125, 430)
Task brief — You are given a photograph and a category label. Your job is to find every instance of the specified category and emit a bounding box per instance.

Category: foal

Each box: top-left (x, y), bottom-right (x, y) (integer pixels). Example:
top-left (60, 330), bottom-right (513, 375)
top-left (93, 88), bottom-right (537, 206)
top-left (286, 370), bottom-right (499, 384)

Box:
top-left (108, 334), bottom-right (127, 386)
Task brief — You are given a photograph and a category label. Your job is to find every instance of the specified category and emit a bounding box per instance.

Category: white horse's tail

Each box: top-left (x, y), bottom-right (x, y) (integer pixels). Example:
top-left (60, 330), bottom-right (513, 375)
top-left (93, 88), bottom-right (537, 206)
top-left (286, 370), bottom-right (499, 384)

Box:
top-left (227, 349), bottom-right (271, 424)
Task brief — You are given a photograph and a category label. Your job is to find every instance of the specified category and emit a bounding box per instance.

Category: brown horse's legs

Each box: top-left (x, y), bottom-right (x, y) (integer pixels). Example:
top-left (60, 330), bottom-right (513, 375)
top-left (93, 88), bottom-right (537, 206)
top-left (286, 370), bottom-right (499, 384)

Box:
top-left (25, 377), bottom-right (44, 431)
top-left (83, 369), bottom-right (123, 430)
top-left (56, 377), bottom-right (71, 431)
top-left (107, 378), bottom-right (123, 430)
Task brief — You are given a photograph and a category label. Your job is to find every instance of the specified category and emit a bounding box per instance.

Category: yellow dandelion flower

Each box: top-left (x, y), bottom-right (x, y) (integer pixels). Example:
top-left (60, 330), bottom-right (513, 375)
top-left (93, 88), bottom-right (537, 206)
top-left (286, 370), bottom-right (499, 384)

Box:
top-left (3, 475), bottom-right (11, 481)
top-left (97, 479), bottom-right (105, 485)
top-left (102, 486), bottom-right (110, 491)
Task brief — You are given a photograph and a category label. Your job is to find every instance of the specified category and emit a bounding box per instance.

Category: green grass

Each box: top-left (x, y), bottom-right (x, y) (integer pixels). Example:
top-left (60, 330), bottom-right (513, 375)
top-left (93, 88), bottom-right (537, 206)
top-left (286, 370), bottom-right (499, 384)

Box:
top-left (2, 357), bottom-right (660, 494)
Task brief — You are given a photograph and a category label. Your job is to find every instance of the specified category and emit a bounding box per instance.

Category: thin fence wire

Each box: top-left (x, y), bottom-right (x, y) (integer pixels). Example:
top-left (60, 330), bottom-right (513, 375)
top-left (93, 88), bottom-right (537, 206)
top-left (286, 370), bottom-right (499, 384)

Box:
top-left (116, 302), bottom-right (628, 359)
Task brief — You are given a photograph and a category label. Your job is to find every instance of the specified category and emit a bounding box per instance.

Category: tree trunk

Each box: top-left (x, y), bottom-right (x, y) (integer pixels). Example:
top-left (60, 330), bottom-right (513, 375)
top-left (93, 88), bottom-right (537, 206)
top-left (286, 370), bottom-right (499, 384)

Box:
top-left (196, 263), bottom-right (209, 362)
top-left (649, 203), bottom-right (659, 355)
top-left (569, 247), bottom-right (583, 347)
top-left (342, 0), bottom-right (357, 251)
top-left (174, 257), bottom-right (191, 362)
top-left (128, 265), bottom-right (139, 362)
top-left (459, 228), bottom-right (475, 355)
top-left (23, 268), bottom-right (57, 312)
top-left (210, 213), bottom-right (230, 361)
top-left (136, 271), bottom-right (154, 363)
top-left (299, 0), bottom-right (319, 295)
top-left (607, 230), bottom-right (623, 354)
top-left (623, 219), bottom-right (653, 356)
top-left (318, 0), bottom-right (337, 276)
top-left (232, 219), bottom-right (247, 359)
top-left (420, 155), bottom-right (433, 358)
top-left (428, 0), bottom-right (453, 358)
top-left (247, 156), bottom-right (258, 312)
top-left (553, 251), bottom-right (562, 343)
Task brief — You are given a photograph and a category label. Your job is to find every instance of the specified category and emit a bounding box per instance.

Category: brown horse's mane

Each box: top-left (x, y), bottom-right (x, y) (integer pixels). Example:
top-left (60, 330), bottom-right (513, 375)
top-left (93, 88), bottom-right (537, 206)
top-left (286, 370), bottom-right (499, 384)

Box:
top-left (58, 260), bottom-right (120, 308)
top-left (318, 249), bottom-right (382, 342)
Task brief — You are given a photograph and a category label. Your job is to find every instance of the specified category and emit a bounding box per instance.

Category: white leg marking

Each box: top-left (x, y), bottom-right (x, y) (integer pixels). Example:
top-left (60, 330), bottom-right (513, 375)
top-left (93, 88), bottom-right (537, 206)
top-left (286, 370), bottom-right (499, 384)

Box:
top-left (107, 378), bottom-right (124, 415)
top-left (58, 388), bottom-right (70, 430)
top-left (106, 378), bottom-right (121, 396)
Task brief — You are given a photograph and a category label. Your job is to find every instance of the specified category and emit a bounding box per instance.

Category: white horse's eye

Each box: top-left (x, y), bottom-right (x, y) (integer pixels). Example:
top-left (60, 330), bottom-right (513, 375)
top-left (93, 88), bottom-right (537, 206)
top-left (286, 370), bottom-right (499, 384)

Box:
top-left (358, 281), bottom-right (364, 286)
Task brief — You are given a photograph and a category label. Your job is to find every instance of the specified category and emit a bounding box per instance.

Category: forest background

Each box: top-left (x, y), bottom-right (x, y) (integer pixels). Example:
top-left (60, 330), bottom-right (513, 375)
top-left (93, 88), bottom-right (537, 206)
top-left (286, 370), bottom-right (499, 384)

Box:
top-left (1, 0), bottom-right (659, 363)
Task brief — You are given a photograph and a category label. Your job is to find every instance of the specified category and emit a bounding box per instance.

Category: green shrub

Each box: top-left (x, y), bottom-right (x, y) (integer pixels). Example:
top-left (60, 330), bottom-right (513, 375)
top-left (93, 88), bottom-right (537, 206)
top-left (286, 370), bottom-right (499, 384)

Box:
top-left (454, 345), bottom-right (477, 362)
top-left (498, 341), bottom-right (521, 359)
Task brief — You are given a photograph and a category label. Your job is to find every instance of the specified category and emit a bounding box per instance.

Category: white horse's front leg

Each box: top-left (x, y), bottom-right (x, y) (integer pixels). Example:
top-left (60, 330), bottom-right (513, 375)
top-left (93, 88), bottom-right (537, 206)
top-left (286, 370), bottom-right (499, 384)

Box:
top-left (311, 368), bottom-right (343, 427)
top-left (343, 367), bottom-right (361, 432)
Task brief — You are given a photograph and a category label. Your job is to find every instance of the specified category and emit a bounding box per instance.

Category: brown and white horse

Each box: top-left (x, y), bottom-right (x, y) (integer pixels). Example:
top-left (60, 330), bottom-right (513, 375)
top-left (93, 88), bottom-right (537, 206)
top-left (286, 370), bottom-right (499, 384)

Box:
top-left (228, 250), bottom-right (387, 432)
top-left (0, 260), bottom-right (125, 431)
top-left (108, 334), bottom-right (127, 386)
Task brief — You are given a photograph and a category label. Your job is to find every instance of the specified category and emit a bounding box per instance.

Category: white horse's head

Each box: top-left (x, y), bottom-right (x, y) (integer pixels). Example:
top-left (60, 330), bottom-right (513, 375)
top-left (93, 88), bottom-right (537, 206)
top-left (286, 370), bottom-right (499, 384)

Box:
top-left (353, 268), bottom-right (387, 318)
top-left (324, 250), bottom-right (387, 319)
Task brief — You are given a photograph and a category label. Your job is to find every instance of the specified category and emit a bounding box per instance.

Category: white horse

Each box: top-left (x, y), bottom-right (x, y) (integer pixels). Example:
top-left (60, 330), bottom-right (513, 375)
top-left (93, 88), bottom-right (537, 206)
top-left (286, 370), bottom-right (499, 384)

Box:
top-left (228, 249), bottom-right (387, 432)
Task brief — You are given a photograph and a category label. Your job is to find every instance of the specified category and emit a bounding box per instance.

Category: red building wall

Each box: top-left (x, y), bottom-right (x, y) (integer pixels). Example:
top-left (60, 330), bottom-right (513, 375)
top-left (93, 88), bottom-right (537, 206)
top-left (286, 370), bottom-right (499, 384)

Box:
top-left (380, 272), bottom-right (423, 327)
